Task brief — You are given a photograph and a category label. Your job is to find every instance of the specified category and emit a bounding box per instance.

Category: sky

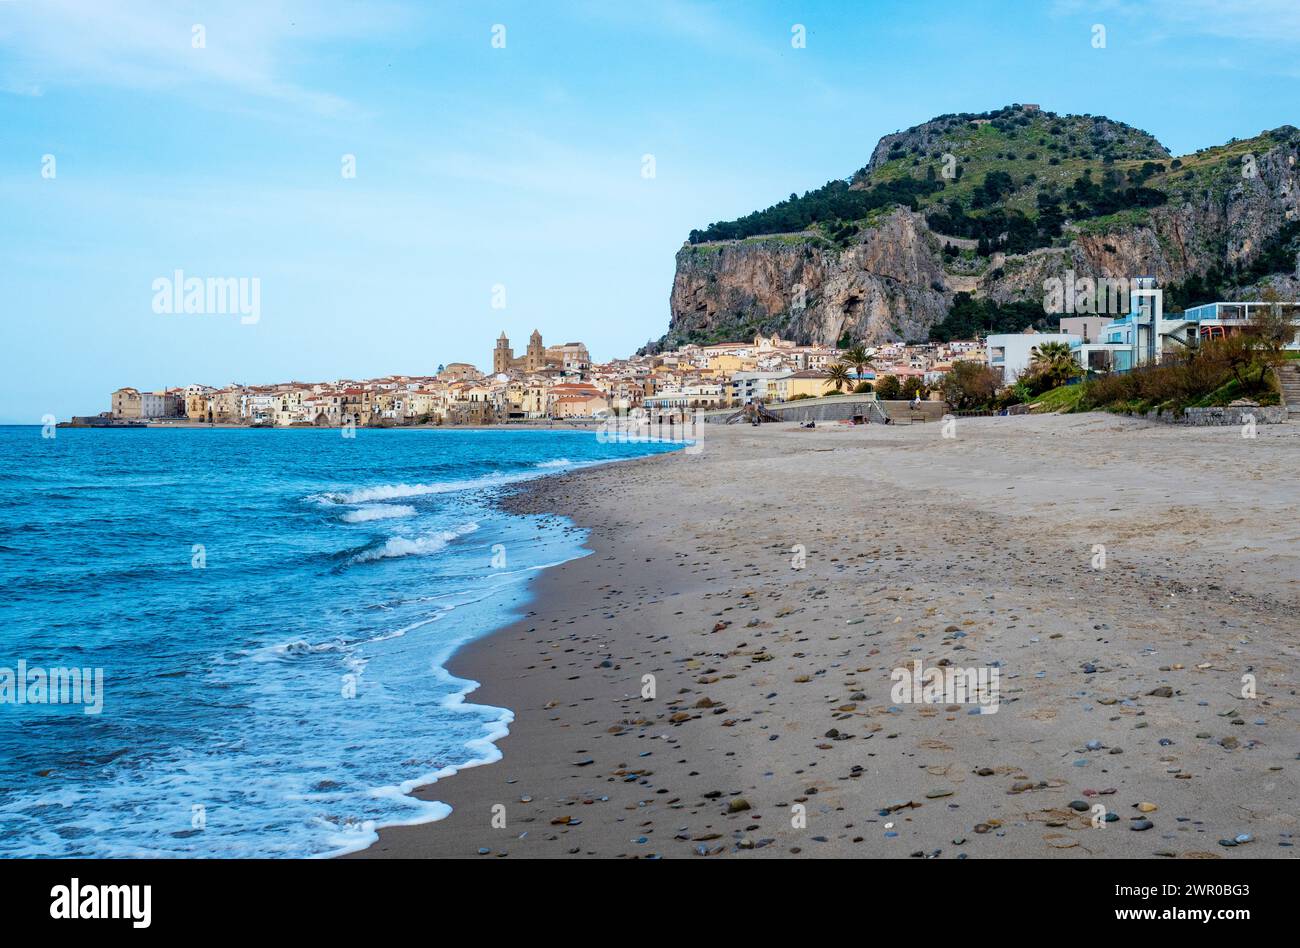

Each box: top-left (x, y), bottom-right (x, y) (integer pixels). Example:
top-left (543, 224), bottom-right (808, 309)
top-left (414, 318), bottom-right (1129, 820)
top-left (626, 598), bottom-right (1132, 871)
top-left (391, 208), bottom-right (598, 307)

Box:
top-left (2, 0), bottom-right (1299, 423)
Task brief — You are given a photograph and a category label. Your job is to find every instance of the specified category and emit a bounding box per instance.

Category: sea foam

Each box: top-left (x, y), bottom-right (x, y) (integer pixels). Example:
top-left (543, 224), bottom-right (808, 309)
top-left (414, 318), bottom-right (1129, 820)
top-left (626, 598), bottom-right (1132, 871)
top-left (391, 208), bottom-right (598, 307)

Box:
top-left (329, 476), bottom-right (506, 504)
top-left (326, 462), bottom-right (590, 506)
top-left (340, 504), bottom-right (416, 523)
top-left (351, 522), bottom-right (480, 563)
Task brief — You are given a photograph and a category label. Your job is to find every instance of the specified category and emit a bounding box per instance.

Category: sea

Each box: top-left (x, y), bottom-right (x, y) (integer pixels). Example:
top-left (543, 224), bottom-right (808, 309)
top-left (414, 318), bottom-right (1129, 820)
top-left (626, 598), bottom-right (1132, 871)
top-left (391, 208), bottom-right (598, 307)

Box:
top-left (0, 425), bottom-right (683, 857)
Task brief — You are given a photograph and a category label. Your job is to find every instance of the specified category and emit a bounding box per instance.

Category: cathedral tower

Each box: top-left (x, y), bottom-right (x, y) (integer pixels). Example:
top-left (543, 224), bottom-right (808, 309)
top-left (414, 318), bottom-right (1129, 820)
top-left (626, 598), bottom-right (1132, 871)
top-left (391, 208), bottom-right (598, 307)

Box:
top-left (493, 332), bottom-right (513, 374)
top-left (525, 329), bottom-right (545, 373)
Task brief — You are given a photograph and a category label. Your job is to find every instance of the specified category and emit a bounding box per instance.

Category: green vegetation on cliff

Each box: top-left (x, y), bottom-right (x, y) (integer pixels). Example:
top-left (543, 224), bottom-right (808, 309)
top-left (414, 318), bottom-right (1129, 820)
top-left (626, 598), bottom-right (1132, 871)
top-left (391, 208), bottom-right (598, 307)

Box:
top-left (927, 292), bottom-right (1047, 341)
top-left (687, 176), bottom-right (940, 244)
top-left (686, 107), bottom-right (1300, 263)
top-left (690, 105), bottom-right (1176, 251)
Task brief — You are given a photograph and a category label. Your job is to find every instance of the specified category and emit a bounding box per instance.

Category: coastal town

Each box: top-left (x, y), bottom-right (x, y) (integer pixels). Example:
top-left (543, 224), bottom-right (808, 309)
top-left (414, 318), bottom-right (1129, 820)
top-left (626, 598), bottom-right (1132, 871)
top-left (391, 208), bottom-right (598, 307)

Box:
top-left (81, 328), bottom-right (985, 427)
top-left (80, 290), bottom-right (1300, 427)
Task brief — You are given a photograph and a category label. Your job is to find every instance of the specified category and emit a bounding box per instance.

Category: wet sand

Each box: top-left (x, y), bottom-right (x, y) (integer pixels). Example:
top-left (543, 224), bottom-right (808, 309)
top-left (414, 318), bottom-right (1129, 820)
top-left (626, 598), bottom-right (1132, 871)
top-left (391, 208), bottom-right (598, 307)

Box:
top-left (348, 414), bottom-right (1300, 859)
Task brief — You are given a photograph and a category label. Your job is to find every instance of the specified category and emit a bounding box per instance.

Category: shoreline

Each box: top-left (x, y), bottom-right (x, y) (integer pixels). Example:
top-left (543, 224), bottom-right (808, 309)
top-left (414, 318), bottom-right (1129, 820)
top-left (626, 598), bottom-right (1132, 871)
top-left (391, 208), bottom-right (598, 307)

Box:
top-left (330, 447), bottom-right (682, 859)
top-left (342, 447), bottom-right (684, 859)
top-left (349, 415), bottom-right (1299, 859)
top-left (56, 421), bottom-right (607, 431)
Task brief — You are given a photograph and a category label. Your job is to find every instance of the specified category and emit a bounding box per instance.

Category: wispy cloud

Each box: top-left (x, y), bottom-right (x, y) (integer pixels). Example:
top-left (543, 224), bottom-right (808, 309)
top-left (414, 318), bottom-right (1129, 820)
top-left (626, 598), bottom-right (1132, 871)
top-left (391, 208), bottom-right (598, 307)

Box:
top-left (1053, 0), bottom-right (1300, 44)
top-left (1148, 0), bottom-right (1300, 43)
top-left (574, 0), bottom-right (784, 65)
top-left (0, 0), bottom-right (408, 113)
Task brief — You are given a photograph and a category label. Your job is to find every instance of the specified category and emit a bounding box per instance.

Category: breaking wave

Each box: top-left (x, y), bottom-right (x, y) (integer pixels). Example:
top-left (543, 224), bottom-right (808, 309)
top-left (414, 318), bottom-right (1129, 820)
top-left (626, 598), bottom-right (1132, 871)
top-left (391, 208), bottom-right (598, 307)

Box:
top-left (350, 522), bottom-right (480, 563)
top-left (340, 504), bottom-right (416, 523)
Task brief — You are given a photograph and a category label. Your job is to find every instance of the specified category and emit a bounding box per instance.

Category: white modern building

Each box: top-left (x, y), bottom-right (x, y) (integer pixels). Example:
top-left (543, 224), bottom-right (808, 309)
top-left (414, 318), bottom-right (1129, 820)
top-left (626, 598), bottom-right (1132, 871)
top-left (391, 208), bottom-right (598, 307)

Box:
top-left (1071, 285), bottom-right (1300, 374)
top-left (1182, 300), bottom-right (1300, 347)
top-left (985, 332), bottom-right (1081, 385)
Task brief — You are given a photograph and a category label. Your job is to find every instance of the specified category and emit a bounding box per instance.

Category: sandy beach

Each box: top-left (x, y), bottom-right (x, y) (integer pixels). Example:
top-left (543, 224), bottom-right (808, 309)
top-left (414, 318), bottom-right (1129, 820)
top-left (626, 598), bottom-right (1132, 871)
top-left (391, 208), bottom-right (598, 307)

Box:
top-left (349, 413), bottom-right (1299, 859)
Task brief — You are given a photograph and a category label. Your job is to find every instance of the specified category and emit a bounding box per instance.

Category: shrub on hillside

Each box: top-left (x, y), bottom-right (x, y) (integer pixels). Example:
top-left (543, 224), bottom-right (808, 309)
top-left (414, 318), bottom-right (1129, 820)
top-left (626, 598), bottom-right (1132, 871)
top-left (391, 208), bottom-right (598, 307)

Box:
top-left (998, 380), bottom-right (1035, 407)
top-left (1078, 336), bottom-right (1278, 412)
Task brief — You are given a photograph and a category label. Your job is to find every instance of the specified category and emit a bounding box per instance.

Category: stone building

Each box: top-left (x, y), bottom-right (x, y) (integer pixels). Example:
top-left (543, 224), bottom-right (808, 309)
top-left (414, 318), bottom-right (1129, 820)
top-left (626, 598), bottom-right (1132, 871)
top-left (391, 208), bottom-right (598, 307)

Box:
top-left (110, 387), bottom-right (183, 419)
top-left (493, 329), bottom-right (585, 375)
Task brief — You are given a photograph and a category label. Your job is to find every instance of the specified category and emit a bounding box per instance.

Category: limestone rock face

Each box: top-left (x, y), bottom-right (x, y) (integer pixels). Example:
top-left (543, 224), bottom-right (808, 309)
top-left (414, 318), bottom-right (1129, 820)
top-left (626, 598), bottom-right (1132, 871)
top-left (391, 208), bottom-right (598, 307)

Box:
top-left (669, 209), bottom-right (948, 346)
top-left (663, 125), bottom-right (1300, 349)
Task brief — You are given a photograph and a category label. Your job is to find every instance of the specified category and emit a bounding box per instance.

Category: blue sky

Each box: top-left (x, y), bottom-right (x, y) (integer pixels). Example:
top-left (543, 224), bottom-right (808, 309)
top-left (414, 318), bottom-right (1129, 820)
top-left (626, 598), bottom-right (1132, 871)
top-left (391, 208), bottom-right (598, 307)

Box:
top-left (2, 0), bottom-right (1299, 422)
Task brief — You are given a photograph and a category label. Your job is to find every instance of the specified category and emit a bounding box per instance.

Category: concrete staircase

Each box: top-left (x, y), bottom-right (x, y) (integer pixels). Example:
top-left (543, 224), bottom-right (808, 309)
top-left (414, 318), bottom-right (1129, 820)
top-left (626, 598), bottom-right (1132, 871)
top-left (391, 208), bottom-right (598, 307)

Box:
top-left (724, 403), bottom-right (782, 424)
top-left (1279, 361), bottom-right (1300, 421)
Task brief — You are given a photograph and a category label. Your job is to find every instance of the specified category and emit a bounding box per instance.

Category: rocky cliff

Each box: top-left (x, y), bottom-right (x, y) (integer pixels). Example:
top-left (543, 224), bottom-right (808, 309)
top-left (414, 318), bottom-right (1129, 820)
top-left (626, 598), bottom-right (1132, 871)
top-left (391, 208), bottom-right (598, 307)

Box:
top-left (670, 209), bottom-right (949, 346)
top-left (656, 104), bottom-right (1300, 349)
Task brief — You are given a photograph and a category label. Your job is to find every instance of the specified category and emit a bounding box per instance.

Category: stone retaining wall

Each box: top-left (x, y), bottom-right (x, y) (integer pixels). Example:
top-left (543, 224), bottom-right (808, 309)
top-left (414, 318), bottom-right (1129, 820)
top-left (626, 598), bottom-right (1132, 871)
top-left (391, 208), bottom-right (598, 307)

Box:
top-left (1141, 406), bottom-right (1287, 426)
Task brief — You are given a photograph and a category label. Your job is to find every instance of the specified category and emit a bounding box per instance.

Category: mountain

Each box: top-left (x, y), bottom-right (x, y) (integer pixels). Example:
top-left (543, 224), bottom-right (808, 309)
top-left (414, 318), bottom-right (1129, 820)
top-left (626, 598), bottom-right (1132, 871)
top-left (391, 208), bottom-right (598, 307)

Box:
top-left (653, 104), bottom-right (1300, 350)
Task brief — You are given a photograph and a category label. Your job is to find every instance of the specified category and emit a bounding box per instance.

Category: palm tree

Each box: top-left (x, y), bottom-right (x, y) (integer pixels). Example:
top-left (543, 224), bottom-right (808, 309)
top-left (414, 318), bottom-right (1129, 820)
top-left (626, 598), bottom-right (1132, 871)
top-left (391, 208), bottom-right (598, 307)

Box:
top-left (825, 363), bottom-right (853, 394)
top-left (843, 344), bottom-right (875, 385)
top-left (1029, 341), bottom-right (1080, 387)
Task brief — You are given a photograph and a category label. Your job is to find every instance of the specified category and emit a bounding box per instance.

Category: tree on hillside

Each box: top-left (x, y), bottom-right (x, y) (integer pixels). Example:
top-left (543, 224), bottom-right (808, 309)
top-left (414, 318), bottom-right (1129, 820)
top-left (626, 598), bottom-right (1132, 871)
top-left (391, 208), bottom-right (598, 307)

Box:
top-left (970, 170), bottom-right (1016, 209)
top-left (928, 292), bottom-right (1046, 342)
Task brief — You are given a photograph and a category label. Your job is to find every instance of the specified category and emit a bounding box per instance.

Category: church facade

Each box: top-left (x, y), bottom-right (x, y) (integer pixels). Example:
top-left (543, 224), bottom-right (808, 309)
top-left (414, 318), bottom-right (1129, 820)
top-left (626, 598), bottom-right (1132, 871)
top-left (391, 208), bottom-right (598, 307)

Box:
top-left (493, 330), bottom-right (590, 376)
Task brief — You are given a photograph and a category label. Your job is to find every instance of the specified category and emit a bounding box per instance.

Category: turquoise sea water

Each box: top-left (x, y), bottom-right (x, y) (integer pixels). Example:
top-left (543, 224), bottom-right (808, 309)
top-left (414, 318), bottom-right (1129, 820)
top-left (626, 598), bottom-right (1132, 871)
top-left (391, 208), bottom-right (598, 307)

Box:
top-left (0, 426), bottom-right (681, 857)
